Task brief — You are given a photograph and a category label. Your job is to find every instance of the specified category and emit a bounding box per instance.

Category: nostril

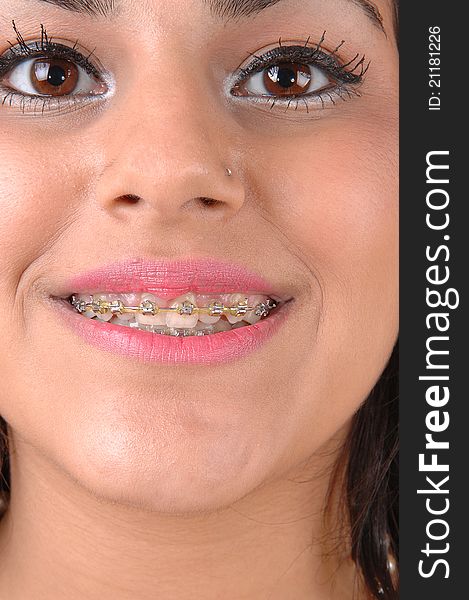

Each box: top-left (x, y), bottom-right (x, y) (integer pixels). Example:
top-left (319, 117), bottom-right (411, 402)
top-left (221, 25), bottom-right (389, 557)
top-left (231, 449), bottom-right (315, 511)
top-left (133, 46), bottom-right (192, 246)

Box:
top-left (198, 197), bottom-right (221, 207)
top-left (122, 194), bottom-right (141, 204)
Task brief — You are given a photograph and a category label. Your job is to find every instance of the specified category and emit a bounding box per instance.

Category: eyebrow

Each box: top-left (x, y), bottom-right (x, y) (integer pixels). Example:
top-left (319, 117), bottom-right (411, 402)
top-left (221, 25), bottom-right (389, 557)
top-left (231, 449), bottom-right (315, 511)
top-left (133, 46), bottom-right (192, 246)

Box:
top-left (35, 0), bottom-right (386, 33)
top-left (207, 0), bottom-right (386, 32)
top-left (35, 0), bottom-right (117, 18)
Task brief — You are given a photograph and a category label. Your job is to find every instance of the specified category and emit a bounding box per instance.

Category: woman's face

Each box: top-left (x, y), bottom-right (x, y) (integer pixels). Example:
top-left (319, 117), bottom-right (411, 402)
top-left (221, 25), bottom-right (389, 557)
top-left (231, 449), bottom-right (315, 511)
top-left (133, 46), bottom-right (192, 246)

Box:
top-left (0, 0), bottom-right (398, 513)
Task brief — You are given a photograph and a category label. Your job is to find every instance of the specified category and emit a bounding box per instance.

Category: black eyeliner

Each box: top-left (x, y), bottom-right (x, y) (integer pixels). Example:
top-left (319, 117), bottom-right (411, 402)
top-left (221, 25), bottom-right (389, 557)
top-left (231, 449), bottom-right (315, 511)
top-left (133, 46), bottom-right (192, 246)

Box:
top-left (0, 20), bottom-right (101, 79)
top-left (232, 44), bottom-right (370, 89)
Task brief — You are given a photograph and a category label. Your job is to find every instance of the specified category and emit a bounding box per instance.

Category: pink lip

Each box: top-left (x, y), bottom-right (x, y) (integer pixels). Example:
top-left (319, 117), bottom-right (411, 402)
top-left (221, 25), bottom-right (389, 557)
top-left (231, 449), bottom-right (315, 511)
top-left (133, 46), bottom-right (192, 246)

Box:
top-left (65, 257), bottom-right (284, 299)
top-left (51, 258), bottom-right (294, 365)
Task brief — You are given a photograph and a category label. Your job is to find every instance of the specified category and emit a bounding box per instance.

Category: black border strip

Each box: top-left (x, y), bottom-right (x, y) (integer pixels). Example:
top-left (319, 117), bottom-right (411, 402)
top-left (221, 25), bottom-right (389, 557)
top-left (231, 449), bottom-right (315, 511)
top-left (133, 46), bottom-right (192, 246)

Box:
top-left (400, 2), bottom-right (466, 597)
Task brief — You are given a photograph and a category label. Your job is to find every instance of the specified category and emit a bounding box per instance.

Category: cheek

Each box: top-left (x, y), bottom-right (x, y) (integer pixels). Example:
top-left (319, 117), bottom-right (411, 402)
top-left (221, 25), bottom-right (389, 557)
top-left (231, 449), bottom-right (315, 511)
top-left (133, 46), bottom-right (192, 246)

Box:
top-left (247, 117), bottom-right (398, 451)
top-left (0, 133), bottom-right (100, 304)
top-left (0, 144), bottom-right (46, 286)
top-left (264, 116), bottom-right (398, 261)
top-left (292, 131), bottom-right (398, 292)
top-left (266, 117), bottom-right (398, 321)
top-left (0, 140), bottom-right (65, 294)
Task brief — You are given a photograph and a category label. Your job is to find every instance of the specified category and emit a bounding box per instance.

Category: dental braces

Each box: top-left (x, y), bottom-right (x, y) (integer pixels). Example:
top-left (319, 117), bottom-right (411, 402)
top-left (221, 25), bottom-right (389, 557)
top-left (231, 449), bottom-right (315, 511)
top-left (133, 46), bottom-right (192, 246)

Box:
top-left (70, 295), bottom-right (279, 319)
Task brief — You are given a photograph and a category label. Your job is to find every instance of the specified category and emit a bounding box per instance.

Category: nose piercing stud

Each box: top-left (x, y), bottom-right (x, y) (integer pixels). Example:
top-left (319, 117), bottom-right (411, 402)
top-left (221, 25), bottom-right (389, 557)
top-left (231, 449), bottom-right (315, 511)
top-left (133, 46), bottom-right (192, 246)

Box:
top-left (225, 167), bottom-right (232, 177)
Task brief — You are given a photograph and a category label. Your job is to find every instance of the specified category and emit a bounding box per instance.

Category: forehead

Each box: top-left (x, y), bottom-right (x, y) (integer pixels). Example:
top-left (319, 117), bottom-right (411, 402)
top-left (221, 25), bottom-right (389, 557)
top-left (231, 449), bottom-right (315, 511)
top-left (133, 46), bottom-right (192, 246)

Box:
top-left (34, 0), bottom-right (394, 31)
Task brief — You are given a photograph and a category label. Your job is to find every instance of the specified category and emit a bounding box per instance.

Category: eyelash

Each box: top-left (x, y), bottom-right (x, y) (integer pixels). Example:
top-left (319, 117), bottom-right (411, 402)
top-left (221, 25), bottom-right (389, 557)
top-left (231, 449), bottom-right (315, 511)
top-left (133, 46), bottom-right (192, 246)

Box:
top-left (0, 23), bottom-right (370, 117)
top-left (0, 21), bottom-right (105, 115)
top-left (230, 32), bottom-right (370, 112)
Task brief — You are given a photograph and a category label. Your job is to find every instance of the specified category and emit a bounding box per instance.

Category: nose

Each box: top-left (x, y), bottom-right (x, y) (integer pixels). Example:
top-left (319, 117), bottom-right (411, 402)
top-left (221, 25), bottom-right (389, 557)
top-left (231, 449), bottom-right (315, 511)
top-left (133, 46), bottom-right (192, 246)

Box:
top-left (93, 92), bottom-right (246, 229)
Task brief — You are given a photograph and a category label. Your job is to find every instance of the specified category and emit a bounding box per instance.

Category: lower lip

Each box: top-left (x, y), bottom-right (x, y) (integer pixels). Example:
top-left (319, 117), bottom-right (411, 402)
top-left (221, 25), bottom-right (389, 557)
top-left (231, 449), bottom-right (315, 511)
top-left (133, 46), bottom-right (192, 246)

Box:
top-left (51, 298), bottom-right (293, 365)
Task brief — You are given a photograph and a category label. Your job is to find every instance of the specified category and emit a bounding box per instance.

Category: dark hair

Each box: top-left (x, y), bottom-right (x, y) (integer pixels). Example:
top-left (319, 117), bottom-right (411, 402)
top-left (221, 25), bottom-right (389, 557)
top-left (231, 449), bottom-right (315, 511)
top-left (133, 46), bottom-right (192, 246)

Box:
top-left (0, 418), bottom-right (9, 517)
top-left (334, 343), bottom-right (399, 598)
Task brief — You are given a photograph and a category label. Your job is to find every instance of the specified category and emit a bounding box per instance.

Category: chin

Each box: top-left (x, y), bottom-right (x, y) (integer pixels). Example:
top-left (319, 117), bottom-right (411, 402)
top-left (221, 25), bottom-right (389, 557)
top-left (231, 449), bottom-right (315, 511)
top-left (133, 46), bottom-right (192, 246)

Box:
top-left (60, 420), bottom-right (273, 515)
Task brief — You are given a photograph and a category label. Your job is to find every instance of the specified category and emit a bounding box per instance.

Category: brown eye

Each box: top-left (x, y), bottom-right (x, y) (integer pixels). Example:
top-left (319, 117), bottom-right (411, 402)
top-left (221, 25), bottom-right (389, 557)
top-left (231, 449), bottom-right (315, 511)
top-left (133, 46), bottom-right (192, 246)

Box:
top-left (31, 58), bottom-right (79, 96)
top-left (232, 61), bottom-right (332, 99)
top-left (264, 62), bottom-right (312, 96)
top-left (4, 51), bottom-right (108, 101)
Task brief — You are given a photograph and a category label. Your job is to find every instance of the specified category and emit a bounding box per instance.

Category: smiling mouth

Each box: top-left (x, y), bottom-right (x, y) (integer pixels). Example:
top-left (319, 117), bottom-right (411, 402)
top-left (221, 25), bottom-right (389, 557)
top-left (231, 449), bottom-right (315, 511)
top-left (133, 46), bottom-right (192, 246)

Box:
top-left (68, 292), bottom-right (282, 337)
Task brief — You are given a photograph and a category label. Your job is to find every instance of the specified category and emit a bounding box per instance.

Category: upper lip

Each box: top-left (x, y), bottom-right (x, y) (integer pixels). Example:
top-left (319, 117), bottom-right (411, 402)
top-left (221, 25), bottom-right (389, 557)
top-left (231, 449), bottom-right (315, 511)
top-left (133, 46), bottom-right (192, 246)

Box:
top-left (54, 258), bottom-right (292, 301)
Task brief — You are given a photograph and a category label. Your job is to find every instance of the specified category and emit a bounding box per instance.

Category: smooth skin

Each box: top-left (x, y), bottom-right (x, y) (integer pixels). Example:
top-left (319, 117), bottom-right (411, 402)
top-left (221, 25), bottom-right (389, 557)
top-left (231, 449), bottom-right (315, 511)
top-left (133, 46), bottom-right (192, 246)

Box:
top-left (0, 0), bottom-right (398, 598)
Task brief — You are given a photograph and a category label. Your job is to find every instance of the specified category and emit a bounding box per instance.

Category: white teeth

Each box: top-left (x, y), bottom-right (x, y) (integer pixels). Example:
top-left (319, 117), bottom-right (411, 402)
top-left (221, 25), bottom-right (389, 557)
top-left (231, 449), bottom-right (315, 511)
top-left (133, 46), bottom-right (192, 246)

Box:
top-left (243, 295), bottom-right (265, 324)
top-left (91, 295), bottom-right (113, 321)
top-left (79, 295), bottom-right (98, 319)
top-left (71, 291), bottom-right (280, 336)
top-left (113, 316), bottom-right (132, 327)
top-left (114, 293), bottom-right (140, 321)
top-left (165, 293), bottom-right (199, 329)
top-left (225, 293), bottom-right (249, 324)
top-left (195, 295), bottom-right (222, 324)
top-left (96, 312), bottom-right (113, 322)
top-left (136, 293), bottom-right (167, 326)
